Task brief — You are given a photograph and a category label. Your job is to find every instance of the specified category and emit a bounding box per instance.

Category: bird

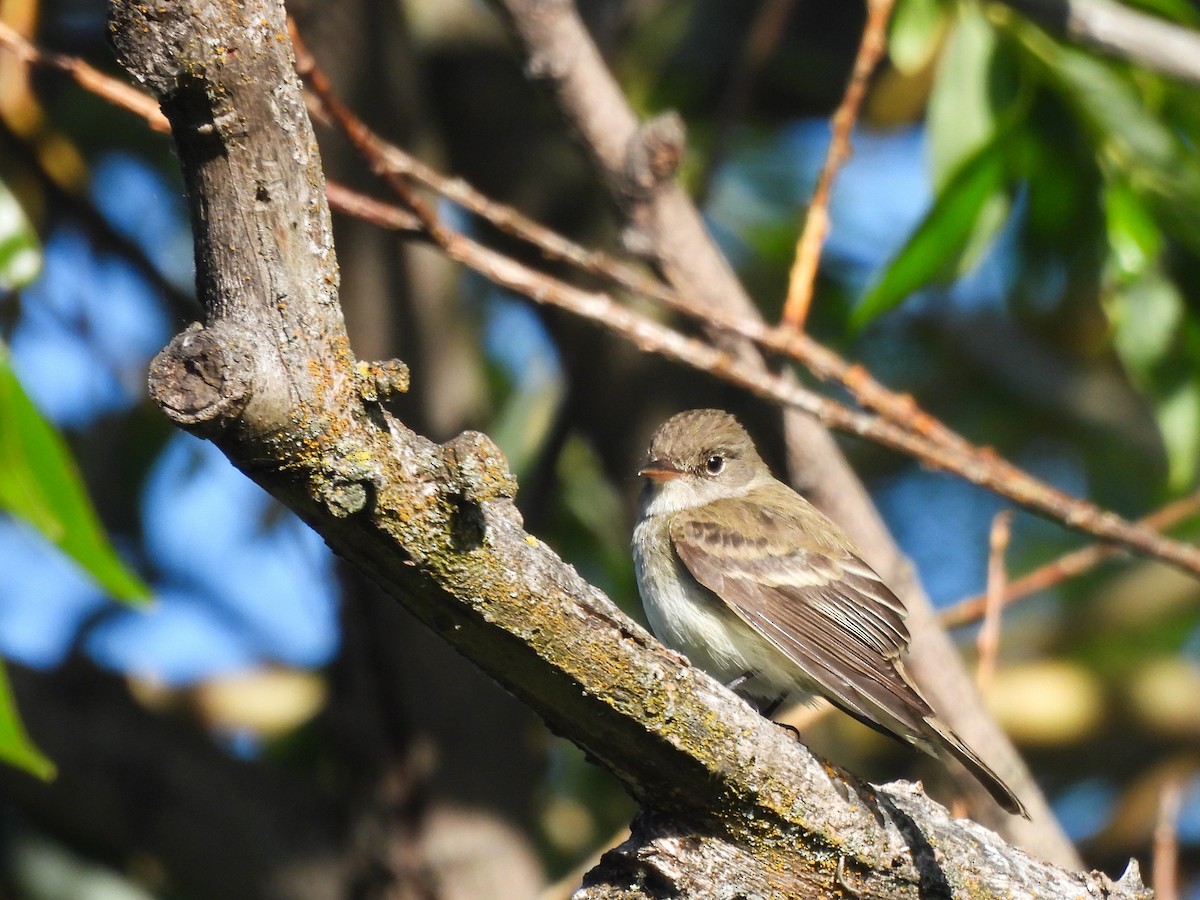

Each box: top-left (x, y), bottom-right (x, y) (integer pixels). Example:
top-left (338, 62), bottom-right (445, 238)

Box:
top-left (631, 407), bottom-right (1028, 817)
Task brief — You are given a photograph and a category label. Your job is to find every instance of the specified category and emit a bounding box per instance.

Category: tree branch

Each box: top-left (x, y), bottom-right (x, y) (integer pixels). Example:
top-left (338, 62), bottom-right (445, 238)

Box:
top-left (106, 0), bottom-right (1137, 892)
top-left (998, 0), bottom-right (1200, 86)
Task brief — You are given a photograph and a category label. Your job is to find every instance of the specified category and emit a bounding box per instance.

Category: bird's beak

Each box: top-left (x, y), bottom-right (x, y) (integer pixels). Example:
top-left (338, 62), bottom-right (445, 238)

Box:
top-left (639, 460), bottom-right (682, 482)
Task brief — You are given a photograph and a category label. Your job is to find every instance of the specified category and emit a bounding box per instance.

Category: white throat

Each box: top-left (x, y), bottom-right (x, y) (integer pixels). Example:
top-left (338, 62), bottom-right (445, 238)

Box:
top-left (639, 474), bottom-right (760, 518)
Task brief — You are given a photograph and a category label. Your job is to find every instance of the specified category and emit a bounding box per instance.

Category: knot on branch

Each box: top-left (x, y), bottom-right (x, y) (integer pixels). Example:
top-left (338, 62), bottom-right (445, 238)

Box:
top-left (355, 359), bottom-right (410, 403)
top-left (442, 432), bottom-right (518, 505)
top-left (623, 111), bottom-right (686, 199)
top-left (312, 443), bottom-right (385, 519)
top-left (315, 469), bottom-right (373, 519)
top-left (440, 432), bottom-right (517, 553)
top-left (148, 323), bottom-right (252, 438)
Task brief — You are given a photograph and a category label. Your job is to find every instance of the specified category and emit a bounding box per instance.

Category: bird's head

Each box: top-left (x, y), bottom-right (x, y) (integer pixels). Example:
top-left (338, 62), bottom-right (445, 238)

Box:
top-left (639, 409), bottom-right (768, 513)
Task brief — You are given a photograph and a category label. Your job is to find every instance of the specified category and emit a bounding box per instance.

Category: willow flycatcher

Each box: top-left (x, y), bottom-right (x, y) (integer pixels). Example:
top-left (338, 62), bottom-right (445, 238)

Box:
top-left (632, 408), bottom-right (1027, 817)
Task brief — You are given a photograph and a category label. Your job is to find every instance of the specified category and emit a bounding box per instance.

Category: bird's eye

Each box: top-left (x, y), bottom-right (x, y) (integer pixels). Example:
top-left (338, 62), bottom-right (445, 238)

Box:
top-left (705, 455), bottom-right (725, 475)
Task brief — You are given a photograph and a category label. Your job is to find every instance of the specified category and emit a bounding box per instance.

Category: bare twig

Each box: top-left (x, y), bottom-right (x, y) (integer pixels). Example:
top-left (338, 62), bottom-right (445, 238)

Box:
top-left (288, 30), bottom-right (974, 465)
top-left (293, 26), bottom-right (677, 307)
top-left (0, 20), bottom-right (167, 132)
top-left (321, 178), bottom-right (1200, 579)
top-left (1152, 778), bottom-right (1182, 900)
top-left (288, 24), bottom-right (447, 243)
top-left (941, 492), bottom-right (1200, 630)
top-left (324, 181), bottom-right (422, 234)
top-left (780, 0), bottom-right (895, 330)
top-left (287, 33), bottom-right (977, 469)
top-left (977, 510), bottom-right (1013, 695)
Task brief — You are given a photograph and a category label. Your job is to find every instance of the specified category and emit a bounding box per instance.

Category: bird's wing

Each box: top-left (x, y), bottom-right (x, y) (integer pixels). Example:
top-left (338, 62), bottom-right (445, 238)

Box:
top-left (669, 488), bottom-right (934, 733)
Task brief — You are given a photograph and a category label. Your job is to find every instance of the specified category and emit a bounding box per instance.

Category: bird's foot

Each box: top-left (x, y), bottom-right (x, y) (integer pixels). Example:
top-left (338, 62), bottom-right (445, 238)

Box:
top-left (774, 721), bottom-right (802, 741)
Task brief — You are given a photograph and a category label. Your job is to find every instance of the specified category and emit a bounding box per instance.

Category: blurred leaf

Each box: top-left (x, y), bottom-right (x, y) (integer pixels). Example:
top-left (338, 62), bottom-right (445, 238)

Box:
top-left (1102, 265), bottom-right (1200, 491)
top-left (1106, 268), bottom-right (1181, 371)
top-left (1012, 117), bottom-right (1097, 247)
top-left (0, 347), bottom-right (150, 603)
top-left (555, 435), bottom-right (634, 601)
top-left (889, 0), bottom-right (949, 76)
top-left (489, 370), bottom-right (562, 482)
top-left (851, 133), bottom-right (1009, 330)
top-left (1101, 179), bottom-right (1197, 491)
top-left (0, 179), bottom-right (41, 291)
top-left (1155, 378), bottom-right (1200, 491)
top-left (1043, 47), bottom-right (1173, 162)
top-left (958, 185), bottom-right (1012, 275)
top-left (0, 662), bottom-right (54, 781)
top-left (1104, 181), bottom-right (1161, 282)
top-left (926, 5), bottom-right (1010, 189)
top-left (1031, 39), bottom-right (1200, 256)
top-left (1122, 0), bottom-right (1200, 25)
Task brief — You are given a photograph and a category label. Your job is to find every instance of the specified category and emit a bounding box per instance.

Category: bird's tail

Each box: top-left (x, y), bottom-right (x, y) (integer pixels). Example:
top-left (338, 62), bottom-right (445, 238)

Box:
top-left (923, 716), bottom-right (1030, 819)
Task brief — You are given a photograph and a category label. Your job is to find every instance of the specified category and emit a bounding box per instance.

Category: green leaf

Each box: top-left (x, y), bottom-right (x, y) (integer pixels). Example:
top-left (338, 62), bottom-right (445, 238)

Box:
top-left (1122, 0), bottom-right (1200, 26)
top-left (1102, 266), bottom-right (1199, 491)
top-left (1104, 267), bottom-right (1182, 375)
top-left (0, 179), bottom-right (41, 291)
top-left (927, 5), bottom-right (1000, 190)
top-left (851, 133), bottom-right (1009, 331)
top-left (889, 0), bottom-right (949, 76)
top-left (0, 661), bottom-right (54, 780)
top-left (1029, 39), bottom-right (1200, 256)
top-left (1156, 378), bottom-right (1200, 492)
top-left (1104, 181), bottom-right (1161, 282)
top-left (0, 347), bottom-right (150, 603)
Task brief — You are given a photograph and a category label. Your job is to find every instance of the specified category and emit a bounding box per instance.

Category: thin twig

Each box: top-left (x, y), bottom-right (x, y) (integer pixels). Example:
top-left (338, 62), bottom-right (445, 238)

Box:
top-left (294, 27), bottom-right (675, 307)
top-left (780, 0), bottom-right (896, 330)
top-left (0, 20), bottom-right (167, 133)
top-left (941, 492), bottom-right (1200, 629)
top-left (0, 24), bottom-right (424, 269)
top-left (325, 181), bottom-right (422, 234)
top-left (288, 19), bottom-right (965, 462)
top-left (293, 38), bottom-right (974, 459)
top-left (288, 24), bottom-right (447, 242)
top-left (1152, 778), bottom-right (1182, 900)
top-left (976, 511), bottom-right (1013, 695)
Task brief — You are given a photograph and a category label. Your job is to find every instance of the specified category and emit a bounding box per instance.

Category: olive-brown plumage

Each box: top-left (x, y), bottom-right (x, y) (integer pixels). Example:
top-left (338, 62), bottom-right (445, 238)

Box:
top-left (632, 408), bottom-right (1028, 817)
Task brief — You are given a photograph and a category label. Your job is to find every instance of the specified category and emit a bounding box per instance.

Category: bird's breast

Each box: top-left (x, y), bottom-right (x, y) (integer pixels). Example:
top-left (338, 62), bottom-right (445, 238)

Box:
top-left (632, 513), bottom-right (797, 695)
